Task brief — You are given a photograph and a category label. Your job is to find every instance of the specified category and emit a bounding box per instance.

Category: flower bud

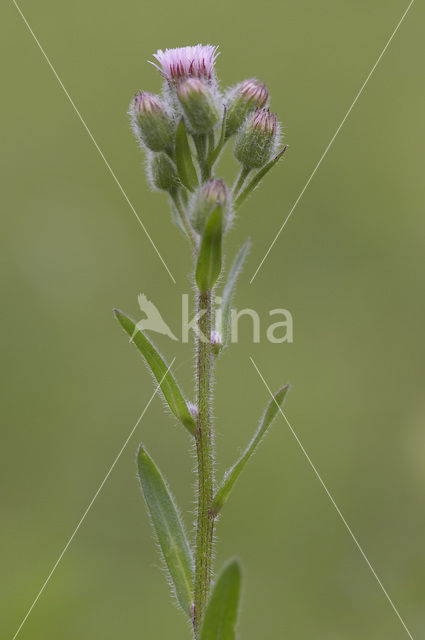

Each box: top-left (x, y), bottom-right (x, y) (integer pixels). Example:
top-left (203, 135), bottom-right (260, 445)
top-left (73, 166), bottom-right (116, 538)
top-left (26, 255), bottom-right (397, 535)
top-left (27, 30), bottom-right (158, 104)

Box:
top-left (177, 78), bottom-right (220, 134)
top-left (149, 152), bottom-right (179, 194)
top-left (225, 79), bottom-right (269, 138)
top-left (187, 402), bottom-right (199, 419)
top-left (234, 108), bottom-right (279, 169)
top-left (131, 92), bottom-right (175, 152)
top-left (191, 179), bottom-right (227, 233)
top-left (210, 330), bottom-right (222, 355)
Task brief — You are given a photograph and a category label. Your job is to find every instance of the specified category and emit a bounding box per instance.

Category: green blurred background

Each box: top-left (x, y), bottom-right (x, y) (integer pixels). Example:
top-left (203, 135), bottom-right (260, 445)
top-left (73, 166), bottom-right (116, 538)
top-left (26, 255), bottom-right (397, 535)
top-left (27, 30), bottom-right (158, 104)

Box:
top-left (2, 0), bottom-right (424, 638)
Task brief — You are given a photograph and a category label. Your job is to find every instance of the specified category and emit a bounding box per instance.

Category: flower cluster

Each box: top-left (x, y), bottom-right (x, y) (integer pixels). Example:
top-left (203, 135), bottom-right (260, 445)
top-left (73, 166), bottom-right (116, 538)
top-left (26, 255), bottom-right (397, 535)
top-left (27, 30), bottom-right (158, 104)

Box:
top-left (130, 43), bottom-right (285, 244)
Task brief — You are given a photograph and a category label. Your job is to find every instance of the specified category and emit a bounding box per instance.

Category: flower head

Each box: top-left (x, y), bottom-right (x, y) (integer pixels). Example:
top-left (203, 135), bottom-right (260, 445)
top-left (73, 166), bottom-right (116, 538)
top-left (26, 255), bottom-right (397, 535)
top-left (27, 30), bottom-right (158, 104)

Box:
top-left (225, 79), bottom-right (269, 138)
top-left (133, 91), bottom-right (162, 114)
top-left (177, 77), bottom-right (220, 134)
top-left (234, 108), bottom-right (280, 169)
top-left (251, 108), bottom-right (277, 135)
top-left (192, 179), bottom-right (228, 233)
top-left (239, 79), bottom-right (269, 107)
top-left (201, 179), bottom-right (227, 208)
top-left (130, 91), bottom-right (175, 152)
top-left (151, 45), bottom-right (219, 83)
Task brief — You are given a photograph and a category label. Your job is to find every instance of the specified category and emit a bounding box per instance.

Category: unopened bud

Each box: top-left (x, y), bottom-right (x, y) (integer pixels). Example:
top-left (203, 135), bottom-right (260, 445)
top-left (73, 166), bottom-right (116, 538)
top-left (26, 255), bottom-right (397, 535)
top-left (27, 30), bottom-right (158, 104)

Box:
top-left (177, 78), bottom-right (220, 134)
top-left (131, 92), bottom-right (175, 152)
top-left (210, 330), bottom-right (222, 354)
top-left (234, 108), bottom-right (279, 169)
top-left (187, 402), bottom-right (199, 419)
top-left (191, 179), bottom-right (227, 233)
top-left (149, 152), bottom-right (179, 194)
top-left (225, 79), bottom-right (269, 138)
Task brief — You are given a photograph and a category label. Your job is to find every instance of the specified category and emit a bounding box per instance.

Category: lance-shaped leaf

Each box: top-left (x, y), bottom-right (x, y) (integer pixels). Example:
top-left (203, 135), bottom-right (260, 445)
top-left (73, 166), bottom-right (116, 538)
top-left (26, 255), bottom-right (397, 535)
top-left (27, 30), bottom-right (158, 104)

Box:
top-left (196, 206), bottom-right (223, 293)
top-left (216, 239), bottom-right (250, 349)
top-left (114, 309), bottom-right (196, 435)
top-left (200, 559), bottom-right (242, 640)
top-left (175, 117), bottom-right (198, 192)
top-left (207, 106), bottom-right (227, 167)
top-left (137, 445), bottom-right (194, 617)
top-left (234, 146), bottom-right (287, 211)
top-left (211, 384), bottom-right (289, 516)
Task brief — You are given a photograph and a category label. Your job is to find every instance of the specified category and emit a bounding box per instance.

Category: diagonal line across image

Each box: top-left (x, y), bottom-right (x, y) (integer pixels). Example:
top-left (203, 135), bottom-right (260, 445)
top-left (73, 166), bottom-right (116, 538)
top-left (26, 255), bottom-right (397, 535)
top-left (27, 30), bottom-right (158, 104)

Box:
top-left (250, 356), bottom-right (414, 640)
top-left (12, 0), bottom-right (176, 284)
top-left (10, 359), bottom-right (176, 640)
top-left (250, 0), bottom-right (415, 284)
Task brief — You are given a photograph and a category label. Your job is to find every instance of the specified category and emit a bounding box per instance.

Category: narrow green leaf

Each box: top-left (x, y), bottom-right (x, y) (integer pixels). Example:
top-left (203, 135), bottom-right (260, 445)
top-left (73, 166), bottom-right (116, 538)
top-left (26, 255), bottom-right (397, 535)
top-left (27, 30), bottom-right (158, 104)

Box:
top-left (195, 206), bottom-right (223, 293)
top-left (114, 309), bottom-right (196, 435)
top-left (234, 146), bottom-right (287, 211)
top-left (217, 239), bottom-right (251, 348)
top-left (207, 105), bottom-right (227, 167)
top-left (175, 117), bottom-right (198, 192)
top-left (137, 445), bottom-right (194, 617)
top-left (211, 384), bottom-right (289, 515)
top-left (200, 559), bottom-right (242, 640)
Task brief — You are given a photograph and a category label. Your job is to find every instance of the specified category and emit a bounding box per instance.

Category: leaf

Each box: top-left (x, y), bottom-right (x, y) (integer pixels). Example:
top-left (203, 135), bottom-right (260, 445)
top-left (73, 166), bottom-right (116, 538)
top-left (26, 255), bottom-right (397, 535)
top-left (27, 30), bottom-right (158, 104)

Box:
top-left (211, 384), bottom-right (289, 516)
top-left (195, 206), bottom-right (223, 293)
top-left (137, 445), bottom-right (194, 617)
top-left (175, 117), bottom-right (198, 192)
top-left (234, 146), bottom-right (287, 210)
top-left (114, 309), bottom-right (196, 435)
top-left (207, 105), bottom-right (227, 167)
top-left (216, 240), bottom-right (251, 348)
top-left (200, 559), bottom-right (242, 640)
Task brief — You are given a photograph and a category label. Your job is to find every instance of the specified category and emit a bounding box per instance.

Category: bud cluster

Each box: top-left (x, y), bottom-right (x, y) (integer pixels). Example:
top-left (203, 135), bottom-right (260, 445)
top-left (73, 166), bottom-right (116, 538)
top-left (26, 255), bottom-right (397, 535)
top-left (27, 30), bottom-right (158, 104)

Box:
top-left (129, 43), bottom-right (284, 239)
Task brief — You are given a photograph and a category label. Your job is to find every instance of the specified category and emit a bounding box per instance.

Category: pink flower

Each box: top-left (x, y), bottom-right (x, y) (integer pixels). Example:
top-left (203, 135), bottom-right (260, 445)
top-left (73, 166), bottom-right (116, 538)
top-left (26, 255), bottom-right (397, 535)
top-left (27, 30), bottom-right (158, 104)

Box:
top-left (150, 44), bottom-right (219, 83)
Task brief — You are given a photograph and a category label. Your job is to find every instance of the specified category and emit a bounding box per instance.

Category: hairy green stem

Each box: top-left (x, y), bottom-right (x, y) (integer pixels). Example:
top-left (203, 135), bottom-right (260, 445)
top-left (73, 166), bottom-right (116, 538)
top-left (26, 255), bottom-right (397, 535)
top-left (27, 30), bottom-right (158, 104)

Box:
top-left (193, 134), bottom-right (211, 182)
top-left (193, 290), bottom-right (215, 637)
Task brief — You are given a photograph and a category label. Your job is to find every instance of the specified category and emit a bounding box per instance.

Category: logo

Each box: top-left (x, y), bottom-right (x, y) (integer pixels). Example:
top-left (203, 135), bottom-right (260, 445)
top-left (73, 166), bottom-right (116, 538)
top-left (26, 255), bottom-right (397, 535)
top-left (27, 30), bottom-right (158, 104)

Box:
top-left (133, 293), bottom-right (294, 344)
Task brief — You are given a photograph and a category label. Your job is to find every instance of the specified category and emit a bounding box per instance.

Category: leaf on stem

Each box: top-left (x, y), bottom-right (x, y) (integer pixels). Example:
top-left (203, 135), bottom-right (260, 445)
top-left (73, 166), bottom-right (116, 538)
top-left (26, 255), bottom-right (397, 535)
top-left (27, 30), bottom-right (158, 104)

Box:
top-left (207, 105), bottom-right (227, 167)
top-left (211, 384), bottom-right (289, 515)
top-left (200, 559), bottom-right (242, 640)
top-left (216, 239), bottom-right (251, 349)
top-left (137, 445), bottom-right (194, 617)
top-left (175, 117), bottom-right (198, 192)
top-left (195, 206), bottom-right (223, 293)
top-left (114, 309), bottom-right (197, 435)
top-left (234, 146), bottom-right (287, 210)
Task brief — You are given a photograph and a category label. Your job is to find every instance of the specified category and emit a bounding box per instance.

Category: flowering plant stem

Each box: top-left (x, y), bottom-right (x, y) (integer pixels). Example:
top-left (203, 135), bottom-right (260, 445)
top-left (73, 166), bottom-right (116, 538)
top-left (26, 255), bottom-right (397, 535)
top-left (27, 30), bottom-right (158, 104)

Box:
top-left (194, 290), bottom-right (215, 635)
top-left (119, 44), bottom-right (290, 639)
